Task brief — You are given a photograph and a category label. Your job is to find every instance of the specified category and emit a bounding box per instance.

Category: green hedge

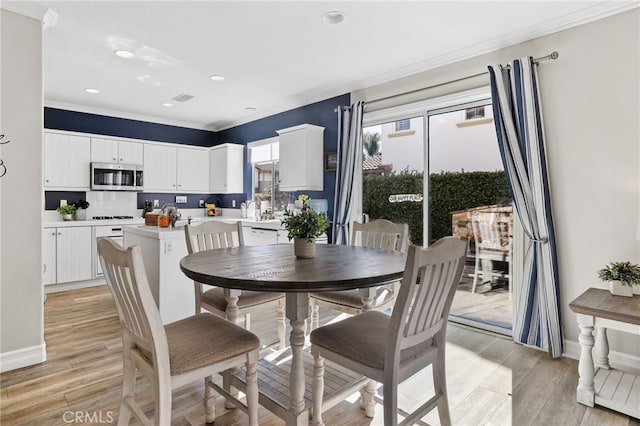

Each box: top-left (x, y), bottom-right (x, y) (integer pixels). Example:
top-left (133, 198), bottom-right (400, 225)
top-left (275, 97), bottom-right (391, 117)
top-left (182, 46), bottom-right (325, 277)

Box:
top-left (363, 170), bottom-right (511, 245)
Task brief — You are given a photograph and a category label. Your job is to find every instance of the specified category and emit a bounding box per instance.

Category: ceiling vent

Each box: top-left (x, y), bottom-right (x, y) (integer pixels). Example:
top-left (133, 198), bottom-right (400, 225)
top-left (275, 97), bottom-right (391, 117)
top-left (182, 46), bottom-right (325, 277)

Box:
top-left (171, 93), bottom-right (194, 102)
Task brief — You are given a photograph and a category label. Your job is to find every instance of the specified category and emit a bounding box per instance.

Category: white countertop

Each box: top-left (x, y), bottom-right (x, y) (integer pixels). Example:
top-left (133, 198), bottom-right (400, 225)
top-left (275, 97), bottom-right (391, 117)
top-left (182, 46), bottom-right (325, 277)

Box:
top-left (123, 217), bottom-right (285, 240)
top-left (44, 218), bottom-right (146, 228)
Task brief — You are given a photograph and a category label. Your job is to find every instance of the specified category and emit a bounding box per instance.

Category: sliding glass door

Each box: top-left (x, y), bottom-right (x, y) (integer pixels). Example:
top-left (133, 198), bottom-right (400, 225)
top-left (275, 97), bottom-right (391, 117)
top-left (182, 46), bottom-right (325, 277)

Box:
top-left (362, 116), bottom-right (424, 245)
top-left (361, 90), bottom-right (513, 335)
top-left (427, 102), bottom-right (513, 335)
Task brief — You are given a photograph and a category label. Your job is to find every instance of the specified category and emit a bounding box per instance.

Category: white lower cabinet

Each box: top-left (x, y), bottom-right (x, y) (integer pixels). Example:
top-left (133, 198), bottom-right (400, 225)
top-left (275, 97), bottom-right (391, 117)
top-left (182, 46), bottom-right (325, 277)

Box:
top-left (124, 227), bottom-right (194, 324)
top-left (43, 226), bottom-right (93, 285)
top-left (243, 226), bottom-right (279, 246)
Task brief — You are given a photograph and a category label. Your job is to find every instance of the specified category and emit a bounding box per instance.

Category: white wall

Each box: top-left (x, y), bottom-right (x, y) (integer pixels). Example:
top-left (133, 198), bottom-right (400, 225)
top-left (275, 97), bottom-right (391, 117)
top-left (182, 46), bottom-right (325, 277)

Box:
top-left (354, 9), bottom-right (640, 358)
top-left (0, 9), bottom-right (46, 371)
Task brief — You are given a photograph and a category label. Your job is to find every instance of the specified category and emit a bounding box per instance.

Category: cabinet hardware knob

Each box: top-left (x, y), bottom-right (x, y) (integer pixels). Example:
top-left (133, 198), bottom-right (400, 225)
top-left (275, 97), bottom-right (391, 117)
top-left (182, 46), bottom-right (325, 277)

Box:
top-left (45, 179), bottom-right (50, 183)
top-left (51, 232), bottom-right (56, 235)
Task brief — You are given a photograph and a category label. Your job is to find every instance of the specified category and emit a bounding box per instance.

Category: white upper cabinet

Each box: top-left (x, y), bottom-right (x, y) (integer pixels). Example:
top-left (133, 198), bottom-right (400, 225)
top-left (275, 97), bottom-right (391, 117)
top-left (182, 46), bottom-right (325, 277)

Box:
top-left (144, 143), bottom-right (177, 191)
top-left (277, 124), bottom-right (324, 191)
top-left (44, 132), bottom-right (91, 190)
top-left (210, 143), bottom-right (244, 193)
top-left (176, 146), bottom-right (209, 192)
top-left (144, 143), bottom-right (209, 193)
top-left (91, 137), bottom-right (143, 165)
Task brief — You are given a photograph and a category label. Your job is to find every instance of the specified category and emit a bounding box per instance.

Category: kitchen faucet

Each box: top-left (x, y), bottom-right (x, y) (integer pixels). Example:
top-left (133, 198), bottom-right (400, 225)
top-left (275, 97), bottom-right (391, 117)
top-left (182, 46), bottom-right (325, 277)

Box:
top-left (246, 200), bottom-right (261, 220)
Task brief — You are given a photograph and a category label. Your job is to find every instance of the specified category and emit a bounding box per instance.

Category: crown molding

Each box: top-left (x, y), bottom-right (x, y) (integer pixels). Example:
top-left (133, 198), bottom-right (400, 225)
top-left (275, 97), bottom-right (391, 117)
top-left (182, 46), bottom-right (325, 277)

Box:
top-left (1, 2), bottom-right (57, 28)
top-left (44, 100), bottom-right (217, 132)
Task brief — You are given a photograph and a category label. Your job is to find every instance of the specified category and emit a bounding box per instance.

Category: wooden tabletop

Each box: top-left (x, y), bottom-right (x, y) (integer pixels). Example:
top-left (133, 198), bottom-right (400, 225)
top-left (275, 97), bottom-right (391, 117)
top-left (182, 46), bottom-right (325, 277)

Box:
top-left (180, 244), bottom-right (407, 293)
top-left (569, 288), bottom-right (640, 325)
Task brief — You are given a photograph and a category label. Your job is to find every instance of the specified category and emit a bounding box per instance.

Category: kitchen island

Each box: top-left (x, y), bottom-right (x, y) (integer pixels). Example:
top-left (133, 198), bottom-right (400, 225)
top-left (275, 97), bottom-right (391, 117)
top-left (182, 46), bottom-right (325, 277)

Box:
top-left (123, 217), bottom-right (291, 324)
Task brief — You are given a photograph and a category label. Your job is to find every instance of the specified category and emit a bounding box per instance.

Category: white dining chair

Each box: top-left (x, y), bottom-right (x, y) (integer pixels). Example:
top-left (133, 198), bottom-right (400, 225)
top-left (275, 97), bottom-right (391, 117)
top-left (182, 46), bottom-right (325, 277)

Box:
top-left (470, 210), bottom-right (512, 294)
top-left (310, 236), bottom-right (468, 426)
top-left (184, 220), bottom-right (286, 349)
top-left (97, 237), bottom-right (260, 425)
top-left (309, 219), bottom-right (409, 331)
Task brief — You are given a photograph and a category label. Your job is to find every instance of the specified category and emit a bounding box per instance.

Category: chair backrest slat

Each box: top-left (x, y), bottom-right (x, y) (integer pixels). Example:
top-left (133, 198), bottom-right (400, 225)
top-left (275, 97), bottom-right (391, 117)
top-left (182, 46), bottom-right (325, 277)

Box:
top-left (388, 237), bottom-right (467, 355)
top-left (185, 221), bottom-right (244, 254)
top-left (351, 219), bottom-right (409, 253)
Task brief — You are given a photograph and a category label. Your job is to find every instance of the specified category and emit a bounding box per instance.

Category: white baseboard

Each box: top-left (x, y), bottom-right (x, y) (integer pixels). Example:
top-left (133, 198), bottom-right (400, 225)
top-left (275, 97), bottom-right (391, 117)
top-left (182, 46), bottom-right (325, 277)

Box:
top-left (45, 278), bottom-right (105, 294)
top-left (0, 343), bottom-right (46, 373)
top-left (563, 339), bottom-right (640, 374)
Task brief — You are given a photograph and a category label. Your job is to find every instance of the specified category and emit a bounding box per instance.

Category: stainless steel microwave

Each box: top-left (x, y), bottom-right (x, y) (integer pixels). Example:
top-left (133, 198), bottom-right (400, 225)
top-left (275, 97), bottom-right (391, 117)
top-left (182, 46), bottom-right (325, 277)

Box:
top-left (91, 163), bottom-right (143, 191)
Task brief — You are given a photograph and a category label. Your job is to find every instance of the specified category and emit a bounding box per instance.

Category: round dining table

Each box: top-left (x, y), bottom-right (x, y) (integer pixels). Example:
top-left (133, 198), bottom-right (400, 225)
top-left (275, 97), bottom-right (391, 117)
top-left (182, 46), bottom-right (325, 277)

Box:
top-left (180, 243), bottom-right (406, 425)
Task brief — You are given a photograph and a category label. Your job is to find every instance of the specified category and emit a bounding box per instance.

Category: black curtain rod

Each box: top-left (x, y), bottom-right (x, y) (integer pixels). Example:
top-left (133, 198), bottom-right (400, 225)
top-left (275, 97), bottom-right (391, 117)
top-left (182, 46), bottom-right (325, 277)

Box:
top-left (335, 51), bottom-right (559, 112)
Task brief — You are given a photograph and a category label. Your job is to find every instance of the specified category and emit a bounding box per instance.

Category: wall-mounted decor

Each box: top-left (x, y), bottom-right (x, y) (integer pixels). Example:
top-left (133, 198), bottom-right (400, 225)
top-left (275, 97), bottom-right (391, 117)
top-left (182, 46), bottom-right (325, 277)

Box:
top-left (324, 151), bottom-right (337, 172)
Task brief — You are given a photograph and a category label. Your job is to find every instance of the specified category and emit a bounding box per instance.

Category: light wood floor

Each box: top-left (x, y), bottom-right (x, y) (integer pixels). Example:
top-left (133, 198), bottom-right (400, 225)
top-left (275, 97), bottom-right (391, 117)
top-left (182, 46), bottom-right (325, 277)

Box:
top-left (1, 285), bottom-right (638, 425)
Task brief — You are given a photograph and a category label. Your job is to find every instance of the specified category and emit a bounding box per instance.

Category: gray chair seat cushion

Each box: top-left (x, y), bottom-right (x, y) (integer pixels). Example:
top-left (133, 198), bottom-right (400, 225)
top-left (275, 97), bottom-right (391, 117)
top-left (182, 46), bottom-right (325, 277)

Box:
top-left (165, 313), bottom-right (260, 375)
top-left (202, 288), bottom-right (284, 311)
top-left (310, 310), bottom-right (433, 370)
top-left (310, 287), bottom-right (394, 310)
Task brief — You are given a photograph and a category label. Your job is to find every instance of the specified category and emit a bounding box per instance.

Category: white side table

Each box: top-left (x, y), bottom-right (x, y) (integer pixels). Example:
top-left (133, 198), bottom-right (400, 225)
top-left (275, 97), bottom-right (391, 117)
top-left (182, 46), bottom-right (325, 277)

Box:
top-left (569, 288), bottom-right (640, 418)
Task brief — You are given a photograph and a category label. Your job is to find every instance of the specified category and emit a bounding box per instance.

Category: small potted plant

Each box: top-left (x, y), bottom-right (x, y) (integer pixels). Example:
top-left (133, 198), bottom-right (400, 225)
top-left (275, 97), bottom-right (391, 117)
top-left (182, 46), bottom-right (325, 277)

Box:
top-left (597, 261), bottom-right (640, 297)
top-left (56, 204), bottom-right (76, 221)
top-left (281, 194), bottom-right (330, 258)
top-left (73, 200), bottom-right (90, 220)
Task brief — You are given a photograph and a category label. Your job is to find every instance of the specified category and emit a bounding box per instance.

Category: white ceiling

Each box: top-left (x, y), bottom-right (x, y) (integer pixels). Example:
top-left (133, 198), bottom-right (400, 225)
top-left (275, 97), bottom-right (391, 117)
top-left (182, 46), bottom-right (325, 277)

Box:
top-left (12, 1), bottom-right (638, 131)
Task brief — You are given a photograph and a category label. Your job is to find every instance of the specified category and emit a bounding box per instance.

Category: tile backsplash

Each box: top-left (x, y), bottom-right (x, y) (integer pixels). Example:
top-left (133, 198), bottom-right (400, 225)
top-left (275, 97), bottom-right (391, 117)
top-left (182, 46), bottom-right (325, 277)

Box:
top-left (85, 191), bottom-right (138, 216)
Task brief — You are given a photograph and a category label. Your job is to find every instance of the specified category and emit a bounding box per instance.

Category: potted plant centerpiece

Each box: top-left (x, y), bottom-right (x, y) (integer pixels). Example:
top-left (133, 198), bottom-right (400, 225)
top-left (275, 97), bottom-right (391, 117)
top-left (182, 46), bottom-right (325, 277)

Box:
top-left (73, 199), bottom-right (90, 220)
top-left (281, 194), bottom-right (330, 259)
top-left (597, 261), bottom-right (640, 297)
top-left (56, 204), bottom-right (76, 221)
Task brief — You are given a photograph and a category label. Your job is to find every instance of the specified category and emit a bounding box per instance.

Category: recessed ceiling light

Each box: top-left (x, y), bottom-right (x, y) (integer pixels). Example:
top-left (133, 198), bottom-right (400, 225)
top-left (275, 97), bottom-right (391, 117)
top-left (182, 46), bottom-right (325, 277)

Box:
top-left (162, 102), bottom-right (173, 108)
top-left (114, 50), bottom-right (135, 59)
top-left (84, 88), bottom-right (100, 94)
top-left (322, 11), bottom-right (345, 24)
top-left (209, 75), bottom-right (225, 82)
top-left (244, 107), bottom-right (257, 111)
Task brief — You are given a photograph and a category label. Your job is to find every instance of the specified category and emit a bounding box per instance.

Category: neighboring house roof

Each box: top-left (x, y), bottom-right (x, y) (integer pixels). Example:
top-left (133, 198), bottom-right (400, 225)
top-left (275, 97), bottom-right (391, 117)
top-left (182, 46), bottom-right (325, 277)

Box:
top-left (363, 153), bottom-right (392, 174)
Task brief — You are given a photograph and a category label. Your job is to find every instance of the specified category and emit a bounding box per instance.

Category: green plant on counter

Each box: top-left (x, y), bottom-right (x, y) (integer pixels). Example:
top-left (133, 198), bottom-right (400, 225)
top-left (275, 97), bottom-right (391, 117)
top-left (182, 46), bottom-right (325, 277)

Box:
top-left (281, 195), bottom-right (330, 242)
top-left (56, 204), bottom-right (76, 215)
top-left (597, 261), bottom-right (640, 286)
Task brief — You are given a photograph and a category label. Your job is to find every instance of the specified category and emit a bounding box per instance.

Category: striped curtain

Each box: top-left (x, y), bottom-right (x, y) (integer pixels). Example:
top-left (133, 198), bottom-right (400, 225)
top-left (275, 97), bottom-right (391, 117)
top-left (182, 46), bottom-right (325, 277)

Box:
top-left (332, 101), bottom-right (365, 244)
top-left (488, 58), bottom-right (562, 358)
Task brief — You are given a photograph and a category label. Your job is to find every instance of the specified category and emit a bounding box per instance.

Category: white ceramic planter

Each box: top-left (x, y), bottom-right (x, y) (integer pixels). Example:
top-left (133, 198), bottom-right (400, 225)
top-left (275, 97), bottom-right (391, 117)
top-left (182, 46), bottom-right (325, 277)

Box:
top-left (62, 214), bottom-right (73, 221)
top-left (75, 208), bottom-right (86, 220)
top-left (294, 238), bottom-right (316, 258)
top-left (609, 280), bottom-right (634, 297)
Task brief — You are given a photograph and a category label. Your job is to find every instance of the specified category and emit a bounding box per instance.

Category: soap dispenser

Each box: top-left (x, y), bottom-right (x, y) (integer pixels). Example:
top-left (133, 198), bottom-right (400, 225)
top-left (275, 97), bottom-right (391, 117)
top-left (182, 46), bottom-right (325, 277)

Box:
top-left (240, 201), bottom-right (247, 219)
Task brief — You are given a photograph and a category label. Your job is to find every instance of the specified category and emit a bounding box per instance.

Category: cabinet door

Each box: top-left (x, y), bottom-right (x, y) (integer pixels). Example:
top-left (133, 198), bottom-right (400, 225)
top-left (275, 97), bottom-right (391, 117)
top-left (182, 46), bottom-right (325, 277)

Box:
top-left (176, 147), bottom-right (209, 192)
top-left (44, 132), bottom-right (91, 189)
top-left (144, 144), bottom-right (177, 191)
top-left (118, 141), bottom-right (144, 165)
top-left (243, 226), bottom-right (278, 246)
top-left (56, 227), bottom-right (92, 283)
top-left (277, 124), bottom-right (324, 191)
top-left (210, 144), bottom-right (244, 193)
top-left (90, 137), bottom-right (119, 163)
top-left (42, 229), bottom-right (57, 285)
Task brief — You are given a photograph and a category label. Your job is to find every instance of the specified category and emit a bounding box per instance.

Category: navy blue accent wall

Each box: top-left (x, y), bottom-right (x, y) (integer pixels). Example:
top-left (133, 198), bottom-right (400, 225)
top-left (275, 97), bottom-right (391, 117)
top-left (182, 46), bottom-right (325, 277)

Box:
top-left (217, 94), bottom-right (350, 226)
top-left (44, 94), bottom-right (350, 221)
top-left (134, 193), bottom-right (244, 209)
top-left (45, 191), bottom-right (86, 210)
top-left (45, 108), bottom-right (218, 146)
